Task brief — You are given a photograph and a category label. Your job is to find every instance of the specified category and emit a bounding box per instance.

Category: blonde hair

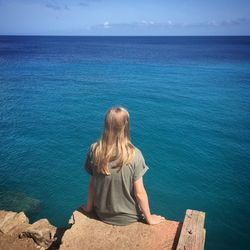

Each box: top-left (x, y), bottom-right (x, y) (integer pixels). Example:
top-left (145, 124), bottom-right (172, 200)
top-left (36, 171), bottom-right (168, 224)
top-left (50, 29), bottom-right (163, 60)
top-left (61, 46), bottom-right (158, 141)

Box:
top-left (91, 107), bottom-right (135, 175)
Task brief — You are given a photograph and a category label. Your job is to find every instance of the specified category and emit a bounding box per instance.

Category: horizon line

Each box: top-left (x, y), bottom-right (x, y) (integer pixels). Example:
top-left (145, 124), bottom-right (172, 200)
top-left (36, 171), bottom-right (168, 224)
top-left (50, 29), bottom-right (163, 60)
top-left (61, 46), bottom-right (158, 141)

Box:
top-left (0, 34), bottom-right (250, 37)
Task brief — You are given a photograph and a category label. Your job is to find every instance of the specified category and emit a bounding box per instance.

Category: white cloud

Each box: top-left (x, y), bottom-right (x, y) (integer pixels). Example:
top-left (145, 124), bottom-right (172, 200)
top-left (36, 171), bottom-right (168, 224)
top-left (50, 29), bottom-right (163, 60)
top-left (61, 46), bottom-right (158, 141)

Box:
top-left (90, 17), bottom-right (250, 33)
top-left (141, 20), bottom-right (155, 25)
top-left (45, 2), bottom-right (69, 11)
top-left (103, 21), bottom-right (111, 29)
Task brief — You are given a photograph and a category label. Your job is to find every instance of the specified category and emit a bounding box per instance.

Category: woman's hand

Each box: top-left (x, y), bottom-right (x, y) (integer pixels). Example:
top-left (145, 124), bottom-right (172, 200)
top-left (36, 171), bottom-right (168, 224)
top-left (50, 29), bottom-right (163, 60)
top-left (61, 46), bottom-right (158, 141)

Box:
top-left (146, 214), bottom-right (166, 225)
top-left (80, 204), bottom-right (92, 213)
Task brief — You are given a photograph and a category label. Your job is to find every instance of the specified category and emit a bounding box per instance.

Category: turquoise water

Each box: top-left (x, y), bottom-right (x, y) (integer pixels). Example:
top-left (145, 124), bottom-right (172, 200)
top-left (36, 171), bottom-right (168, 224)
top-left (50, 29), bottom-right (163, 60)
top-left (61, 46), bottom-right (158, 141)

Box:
top-left (0, 36), bottom-right (250, 249)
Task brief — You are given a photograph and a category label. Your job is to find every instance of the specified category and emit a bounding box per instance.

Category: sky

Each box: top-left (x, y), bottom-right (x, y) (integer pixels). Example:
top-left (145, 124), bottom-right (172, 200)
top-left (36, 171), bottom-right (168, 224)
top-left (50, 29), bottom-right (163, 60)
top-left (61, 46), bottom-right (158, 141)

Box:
top-left (0, 0), bottom-right (249, 35)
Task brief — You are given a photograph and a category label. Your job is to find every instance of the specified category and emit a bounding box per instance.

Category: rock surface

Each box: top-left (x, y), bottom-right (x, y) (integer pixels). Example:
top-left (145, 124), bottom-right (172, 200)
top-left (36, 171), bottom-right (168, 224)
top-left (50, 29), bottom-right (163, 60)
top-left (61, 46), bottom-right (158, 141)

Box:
top-left (0, 211), bottom-right (29, 236)
top-left (0, 209), bottom-right (183, 250)
top-left (19, 218), bottom-right (57, 248)
top-left (0, 210), bottom-right (56, 250)
top-left (60, 207), bottom-right (182, 250)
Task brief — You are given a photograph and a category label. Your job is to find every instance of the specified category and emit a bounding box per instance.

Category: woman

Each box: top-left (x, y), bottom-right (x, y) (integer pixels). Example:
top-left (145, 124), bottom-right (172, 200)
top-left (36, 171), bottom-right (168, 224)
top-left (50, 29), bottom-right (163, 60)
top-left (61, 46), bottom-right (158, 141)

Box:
top-left (82, 107), bottom-right (166, 225)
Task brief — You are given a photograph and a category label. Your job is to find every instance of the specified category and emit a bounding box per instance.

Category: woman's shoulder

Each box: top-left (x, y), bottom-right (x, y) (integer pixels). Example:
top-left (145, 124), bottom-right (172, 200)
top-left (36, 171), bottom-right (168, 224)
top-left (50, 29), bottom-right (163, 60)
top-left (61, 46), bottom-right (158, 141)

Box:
top-left (133, 146), bottom-right (141, 155)
top-left (131, 146), bottom-right (149, 178)
top-left (133, 146), bottom-right (145, 162)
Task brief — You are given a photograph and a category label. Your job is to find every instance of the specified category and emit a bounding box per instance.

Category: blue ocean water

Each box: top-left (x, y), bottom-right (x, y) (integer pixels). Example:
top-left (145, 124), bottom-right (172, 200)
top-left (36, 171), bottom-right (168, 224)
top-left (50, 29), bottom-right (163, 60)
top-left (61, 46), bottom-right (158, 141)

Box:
top-left (0, 36), bottom-right (250, 249)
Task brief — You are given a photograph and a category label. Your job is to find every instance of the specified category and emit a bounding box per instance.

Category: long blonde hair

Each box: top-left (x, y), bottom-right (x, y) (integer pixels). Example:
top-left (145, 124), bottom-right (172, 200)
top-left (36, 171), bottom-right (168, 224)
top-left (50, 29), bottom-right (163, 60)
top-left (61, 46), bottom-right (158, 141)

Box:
top-left (91, 107), bottom-right (135, 175)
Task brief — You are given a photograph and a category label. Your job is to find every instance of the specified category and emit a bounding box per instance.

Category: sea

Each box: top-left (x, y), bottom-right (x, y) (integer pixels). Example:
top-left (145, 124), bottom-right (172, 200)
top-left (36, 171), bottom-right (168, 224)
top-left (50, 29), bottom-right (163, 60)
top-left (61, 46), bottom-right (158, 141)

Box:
top-left (0, 36), bottom-right (249, 249)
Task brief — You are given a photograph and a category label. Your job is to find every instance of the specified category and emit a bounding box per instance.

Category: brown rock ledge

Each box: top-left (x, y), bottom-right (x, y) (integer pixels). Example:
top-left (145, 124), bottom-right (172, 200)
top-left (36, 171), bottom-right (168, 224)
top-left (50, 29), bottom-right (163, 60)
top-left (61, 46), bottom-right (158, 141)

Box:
top-left (0, 210), bottom-right (57, 250)
top-left (0, 208), bottom-right (206, 250)
top-left (60, 207), bottom-right (182, 250)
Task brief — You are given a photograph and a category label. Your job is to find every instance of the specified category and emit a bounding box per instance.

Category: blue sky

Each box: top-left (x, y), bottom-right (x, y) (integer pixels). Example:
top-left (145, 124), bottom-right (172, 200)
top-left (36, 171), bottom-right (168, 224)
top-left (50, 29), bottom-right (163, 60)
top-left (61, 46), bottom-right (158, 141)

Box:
top-left (0, 0), bottom-right (249, 35)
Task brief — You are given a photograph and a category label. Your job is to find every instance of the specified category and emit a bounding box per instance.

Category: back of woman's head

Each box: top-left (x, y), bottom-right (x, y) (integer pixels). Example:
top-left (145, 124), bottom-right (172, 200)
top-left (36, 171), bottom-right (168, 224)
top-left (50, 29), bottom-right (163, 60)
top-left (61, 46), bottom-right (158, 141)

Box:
top-left (92, 107), bottom-right (135, 175)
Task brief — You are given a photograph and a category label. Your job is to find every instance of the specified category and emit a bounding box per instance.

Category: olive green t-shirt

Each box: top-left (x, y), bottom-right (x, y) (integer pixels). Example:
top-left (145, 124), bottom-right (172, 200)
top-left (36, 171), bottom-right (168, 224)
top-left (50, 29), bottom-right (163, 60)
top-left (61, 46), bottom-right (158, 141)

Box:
top-left (84, 146), bottom-right (149, 226)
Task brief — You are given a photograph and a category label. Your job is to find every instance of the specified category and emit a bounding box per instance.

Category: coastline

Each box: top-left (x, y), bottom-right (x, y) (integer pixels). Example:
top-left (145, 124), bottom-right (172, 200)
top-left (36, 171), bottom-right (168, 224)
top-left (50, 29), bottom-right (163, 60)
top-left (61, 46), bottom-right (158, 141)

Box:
top-left (0, 208), bottom-right (205, 250)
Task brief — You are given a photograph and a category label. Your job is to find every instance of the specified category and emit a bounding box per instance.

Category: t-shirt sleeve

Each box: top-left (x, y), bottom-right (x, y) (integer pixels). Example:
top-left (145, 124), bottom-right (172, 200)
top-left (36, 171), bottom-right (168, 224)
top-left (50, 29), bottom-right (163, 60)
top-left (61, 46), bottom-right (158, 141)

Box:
top-left (84, 146), bottom-right (94, 176)
top-left (133, 150), bottom-right (149, 182)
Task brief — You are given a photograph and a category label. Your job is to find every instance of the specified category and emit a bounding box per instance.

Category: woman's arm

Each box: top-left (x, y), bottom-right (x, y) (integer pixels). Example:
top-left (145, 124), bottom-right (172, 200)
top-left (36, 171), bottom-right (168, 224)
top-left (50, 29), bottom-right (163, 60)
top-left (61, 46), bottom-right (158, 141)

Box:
top-left (82, 176), bottom-right (94, 212)
top-left (134, 177), bottom-right (166, 225)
